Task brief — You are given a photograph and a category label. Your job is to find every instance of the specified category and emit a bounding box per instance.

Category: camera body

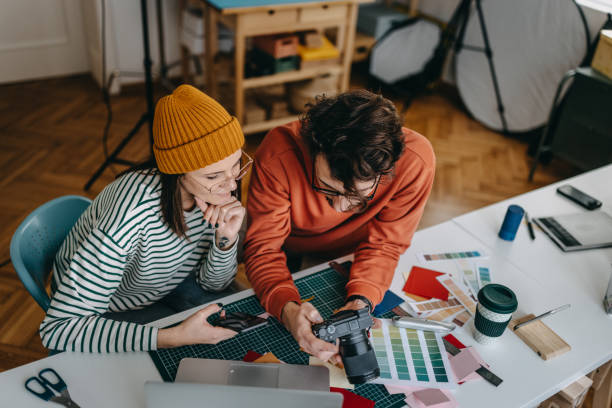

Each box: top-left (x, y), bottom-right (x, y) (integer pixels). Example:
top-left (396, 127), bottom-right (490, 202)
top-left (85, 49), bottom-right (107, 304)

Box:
top-left (312, 307), bottom-right (380, 384)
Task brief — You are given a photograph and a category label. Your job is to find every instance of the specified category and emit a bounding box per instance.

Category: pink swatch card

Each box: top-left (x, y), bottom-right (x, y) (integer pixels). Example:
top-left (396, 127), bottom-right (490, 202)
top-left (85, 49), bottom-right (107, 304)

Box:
top-left (405, 388), bottom-right (458, 408)
top-left (450, 348), bottom-right (482, 381)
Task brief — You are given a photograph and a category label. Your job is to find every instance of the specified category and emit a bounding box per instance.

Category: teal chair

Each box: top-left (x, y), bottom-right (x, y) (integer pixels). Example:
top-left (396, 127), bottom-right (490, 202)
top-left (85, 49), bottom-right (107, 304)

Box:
top-left (10, 195), bottom-right (91, 311)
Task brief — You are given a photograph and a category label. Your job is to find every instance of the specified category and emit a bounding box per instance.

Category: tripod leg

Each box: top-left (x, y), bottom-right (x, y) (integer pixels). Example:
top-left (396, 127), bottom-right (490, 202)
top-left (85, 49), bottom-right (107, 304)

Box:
top-left (84, 114), bottom-right (148, 190)
top-left (85, 0), bottom-right (156, 191)
top-left (141, 0), bottom-right (155, 149)
top-left (453, 0), bottom-right (472, 53)
top-left (528, 70), bottom-right (576, 182)
top-left (474, 0), bottom-right (508, 133)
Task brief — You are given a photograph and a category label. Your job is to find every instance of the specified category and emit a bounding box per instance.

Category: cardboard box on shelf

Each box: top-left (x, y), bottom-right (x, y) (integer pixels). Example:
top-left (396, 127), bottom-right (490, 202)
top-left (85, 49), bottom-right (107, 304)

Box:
top-left (253, 34), bottom-right (298, 59)
top-left (244, 93), bottom-right (267, 125)
top-left (592, 30), bottom-right (612, 80)
top-left (287, 74), bottom-right (338, 112)
top-left (253, 85), bottom-right (291, 119)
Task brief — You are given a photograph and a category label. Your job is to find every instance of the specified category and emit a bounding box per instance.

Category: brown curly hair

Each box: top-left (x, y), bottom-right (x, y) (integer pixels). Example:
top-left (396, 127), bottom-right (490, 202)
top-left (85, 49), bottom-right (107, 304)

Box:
top-left (300, 89), bottom-right (405, 210)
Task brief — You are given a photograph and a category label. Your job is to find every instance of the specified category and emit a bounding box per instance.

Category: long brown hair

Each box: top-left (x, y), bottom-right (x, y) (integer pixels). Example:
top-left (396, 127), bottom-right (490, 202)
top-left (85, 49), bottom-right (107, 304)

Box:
top-left (300, 90), bottom-right (405, 210)
top-left (118, 158), bottom-right (241, 239)
top-left (117, 159), bottom-right (187, 238)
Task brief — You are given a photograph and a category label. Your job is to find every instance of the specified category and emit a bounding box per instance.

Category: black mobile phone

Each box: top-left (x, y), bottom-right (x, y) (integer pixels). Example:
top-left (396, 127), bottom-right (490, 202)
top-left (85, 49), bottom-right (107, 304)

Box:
top-left (556, 185), bottom-right (602, 210)
top-left (214, 311), bottom-right (268, 333)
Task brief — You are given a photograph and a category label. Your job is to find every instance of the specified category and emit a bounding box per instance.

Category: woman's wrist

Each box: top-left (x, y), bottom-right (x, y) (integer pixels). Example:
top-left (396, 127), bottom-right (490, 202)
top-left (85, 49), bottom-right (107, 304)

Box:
top-left (157, 326), bottom-right (182, 348)
top-left (215, 232), bottom-right (238, 251)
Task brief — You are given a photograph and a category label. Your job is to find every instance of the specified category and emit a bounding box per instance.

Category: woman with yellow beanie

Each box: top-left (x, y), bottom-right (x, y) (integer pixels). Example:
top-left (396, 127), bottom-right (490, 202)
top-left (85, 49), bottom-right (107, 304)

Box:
top-left (39, 85), bottom-right (250, 352)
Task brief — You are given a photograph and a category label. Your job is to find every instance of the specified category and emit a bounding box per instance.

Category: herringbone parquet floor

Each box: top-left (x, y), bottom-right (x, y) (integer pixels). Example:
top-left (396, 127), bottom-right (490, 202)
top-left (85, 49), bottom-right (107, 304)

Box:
top-left (0, 73), bottom-right (577, 372)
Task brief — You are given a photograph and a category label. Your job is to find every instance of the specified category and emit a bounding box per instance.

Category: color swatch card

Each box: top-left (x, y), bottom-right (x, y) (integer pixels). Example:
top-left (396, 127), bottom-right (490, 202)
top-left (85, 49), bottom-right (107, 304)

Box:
top-left (477, 265), bottom-right (492, 287)
top-left (417, 249), bottom-right (488, 264)
top-left (425, 306), bottom-right (465, 323)
top-left (370, 319), bottom-right (456, 388)
top-left (436, 275), bottom-right (477, 316)
top-left (408, 297), bottom-right (461, 314)
top-left (455, 259), bottom-right (479, 297)
top-left (373, 290), bottom-right (406, 317)
top-left (403, 266), bottom-right (450, 300)
top-left (451, 310), bottom-right (472, 327)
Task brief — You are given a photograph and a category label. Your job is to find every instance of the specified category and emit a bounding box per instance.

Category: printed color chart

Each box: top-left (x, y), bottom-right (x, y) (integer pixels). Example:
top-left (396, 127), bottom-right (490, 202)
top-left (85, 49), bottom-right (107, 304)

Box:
top-left (478, 266), bottom-right (492, 287)
top-left (418, 249), bottom-right (487, 263)
top-left (370, 319), bottom-right (456, 388)
top-left (456, 259), bottom-right (479, 296)
top-left (409, 297), bottom-right (461, 313)
top-left (437, 276), bottom-right (477, 316)
top-left (425, 305), bottom-right (465, 322)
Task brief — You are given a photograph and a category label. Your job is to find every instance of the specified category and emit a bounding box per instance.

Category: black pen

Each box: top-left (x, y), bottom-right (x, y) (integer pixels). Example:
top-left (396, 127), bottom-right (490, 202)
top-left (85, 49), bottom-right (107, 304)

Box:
top-left (525, 212), bottom-right (535, 240)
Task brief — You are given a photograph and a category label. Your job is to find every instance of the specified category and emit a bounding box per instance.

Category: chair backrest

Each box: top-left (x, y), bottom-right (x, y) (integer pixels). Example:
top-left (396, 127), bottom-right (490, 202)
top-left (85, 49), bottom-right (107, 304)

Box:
top-left (10, 195), bottom-right (92, 311)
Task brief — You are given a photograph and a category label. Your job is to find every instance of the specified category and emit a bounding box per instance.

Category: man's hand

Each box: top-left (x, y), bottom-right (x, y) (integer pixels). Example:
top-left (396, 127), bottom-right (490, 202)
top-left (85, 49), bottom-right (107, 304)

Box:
top-left (338, 298), bottom-right (382, 329)
top-left (157, 304), bottom-right (238, 348)
top-left (281, 302), bottom-right (341, 364)
top-left (338, 298), bottom-right (369, 312)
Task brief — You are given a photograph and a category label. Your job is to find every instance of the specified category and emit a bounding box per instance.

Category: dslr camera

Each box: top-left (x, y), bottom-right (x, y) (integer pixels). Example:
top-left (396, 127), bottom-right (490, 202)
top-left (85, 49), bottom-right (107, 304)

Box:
top-left (312, 307), bottom-right (380, 384)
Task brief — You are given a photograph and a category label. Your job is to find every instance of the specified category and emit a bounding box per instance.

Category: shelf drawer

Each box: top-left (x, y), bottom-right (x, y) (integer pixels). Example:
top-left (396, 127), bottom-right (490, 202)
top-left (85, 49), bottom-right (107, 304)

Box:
top-left (241, 9), bottom-right (298, 31)
top-left (299, 4), bottom-right (347, 23)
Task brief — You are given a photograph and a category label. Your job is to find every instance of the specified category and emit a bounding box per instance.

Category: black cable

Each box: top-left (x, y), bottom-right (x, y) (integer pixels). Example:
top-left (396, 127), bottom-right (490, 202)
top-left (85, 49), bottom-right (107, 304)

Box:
top-left (100, 0), bottom-right (117, 176)
top-left (0, 258), bottom-right (11, 268)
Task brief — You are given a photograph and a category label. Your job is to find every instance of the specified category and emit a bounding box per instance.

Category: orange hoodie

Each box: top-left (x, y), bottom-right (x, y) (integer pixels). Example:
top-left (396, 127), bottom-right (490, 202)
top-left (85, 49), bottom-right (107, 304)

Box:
top-left (244, 121), bottom-right (435, 319)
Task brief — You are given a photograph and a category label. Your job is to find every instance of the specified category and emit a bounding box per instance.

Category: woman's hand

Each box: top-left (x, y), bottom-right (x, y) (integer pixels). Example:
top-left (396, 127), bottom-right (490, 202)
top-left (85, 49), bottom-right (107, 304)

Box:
top-left (157, 304), bottom-right (237, 348)
top-left (195, 196), bottom-right (245, 250)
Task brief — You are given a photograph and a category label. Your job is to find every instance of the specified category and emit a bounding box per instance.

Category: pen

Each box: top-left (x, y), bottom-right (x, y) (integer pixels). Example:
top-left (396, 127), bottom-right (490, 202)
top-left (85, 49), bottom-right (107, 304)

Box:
top-left (513, 304), bottom-right (571, 330)
top-left (525, 212), bottom-right (535, 240)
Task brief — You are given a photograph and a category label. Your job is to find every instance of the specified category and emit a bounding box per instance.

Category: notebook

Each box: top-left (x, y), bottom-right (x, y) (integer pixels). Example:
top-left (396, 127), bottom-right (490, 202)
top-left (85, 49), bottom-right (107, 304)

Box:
top-left (534, 211), bottom-right (612, 252)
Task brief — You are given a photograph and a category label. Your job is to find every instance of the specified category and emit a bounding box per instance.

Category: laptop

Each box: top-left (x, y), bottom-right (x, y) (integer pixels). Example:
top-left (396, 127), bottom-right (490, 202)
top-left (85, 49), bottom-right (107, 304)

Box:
top-left (145, 382), bottom-right (343, 408)
top-left (175, 358), bottom-right (330, 391)
top-left (534, 211), bottom-right (612, 252)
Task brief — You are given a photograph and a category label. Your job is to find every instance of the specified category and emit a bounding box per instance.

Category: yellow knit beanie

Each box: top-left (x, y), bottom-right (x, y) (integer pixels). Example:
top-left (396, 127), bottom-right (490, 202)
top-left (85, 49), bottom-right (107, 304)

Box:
top-left (153, 84), bottom-right (244, 174)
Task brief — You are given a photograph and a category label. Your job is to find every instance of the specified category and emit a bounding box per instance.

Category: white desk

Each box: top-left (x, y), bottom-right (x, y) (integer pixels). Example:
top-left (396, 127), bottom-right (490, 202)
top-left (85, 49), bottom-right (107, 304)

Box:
top-left (390, 221), bottom-right (597, 408)
top-left (453, 164), bottom-right (612, 401)
top-left (2, 167), bottom-right (611, 407)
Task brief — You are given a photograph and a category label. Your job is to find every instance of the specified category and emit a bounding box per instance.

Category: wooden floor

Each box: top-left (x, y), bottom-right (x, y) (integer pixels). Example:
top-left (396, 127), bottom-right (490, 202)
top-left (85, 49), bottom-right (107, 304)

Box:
top-left (0, 73), bottom-right (578, 373)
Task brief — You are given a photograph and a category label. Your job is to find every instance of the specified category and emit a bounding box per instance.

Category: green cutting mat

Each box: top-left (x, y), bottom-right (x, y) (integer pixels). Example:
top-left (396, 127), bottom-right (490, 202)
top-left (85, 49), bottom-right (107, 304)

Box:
top-left (148, 263), bottom-right (407, 408)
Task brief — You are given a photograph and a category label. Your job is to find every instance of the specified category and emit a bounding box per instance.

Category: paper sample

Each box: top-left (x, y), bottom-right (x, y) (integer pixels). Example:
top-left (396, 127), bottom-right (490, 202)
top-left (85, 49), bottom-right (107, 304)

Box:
top-left (436, 276), bottom-right (477, 316)
top-left (403, 266), bottom-right (449, 300)
top-left (407, 388), bottom-right (458, 408)
top-left (373, 290), bottom-right (405, 317)
top-left (455, 259), bottom-right (479, 297)
top-left (417, 250), bottom-right (488, 264)
top-left (309, 356), bottom-right (354, 389)
top-left (408, 297), bottom-right (461, 314)
top-left (477, 266), bottom-right (492, 288)
top-left (449, 348), bottom-right (481, 381)
top-left (330, 387), bottom-right (375, 408)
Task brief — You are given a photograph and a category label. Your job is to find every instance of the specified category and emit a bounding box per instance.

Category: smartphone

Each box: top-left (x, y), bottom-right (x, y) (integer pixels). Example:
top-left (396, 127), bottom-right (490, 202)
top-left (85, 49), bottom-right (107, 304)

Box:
top-left (556, 185), bottom-right (602, 210)
top-left (214, 311), bottom-right (268, 333)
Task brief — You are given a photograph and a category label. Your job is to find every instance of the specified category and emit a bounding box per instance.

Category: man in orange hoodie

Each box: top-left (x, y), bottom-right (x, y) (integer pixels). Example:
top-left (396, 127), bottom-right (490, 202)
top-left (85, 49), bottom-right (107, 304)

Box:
top-left (245, 90), bottom-right (435, 363)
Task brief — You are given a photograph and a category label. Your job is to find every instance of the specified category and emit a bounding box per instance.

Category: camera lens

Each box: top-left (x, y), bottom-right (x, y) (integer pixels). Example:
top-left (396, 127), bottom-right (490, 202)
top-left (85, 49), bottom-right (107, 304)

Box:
top-left (339, 331), bottom-right (380, 384)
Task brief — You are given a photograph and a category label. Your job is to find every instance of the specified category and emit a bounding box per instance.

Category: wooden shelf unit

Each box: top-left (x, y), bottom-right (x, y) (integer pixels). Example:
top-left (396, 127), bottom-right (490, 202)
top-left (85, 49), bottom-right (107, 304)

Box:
top-left (200, 0), bottom-right (371, 134)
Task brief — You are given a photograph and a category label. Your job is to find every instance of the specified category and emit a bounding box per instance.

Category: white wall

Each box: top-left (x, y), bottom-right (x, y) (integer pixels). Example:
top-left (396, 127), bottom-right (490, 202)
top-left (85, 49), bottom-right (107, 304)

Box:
top-left (82, 0), bottom-right (182, 94)
top-left (0, 0), bottom-right (89, 84)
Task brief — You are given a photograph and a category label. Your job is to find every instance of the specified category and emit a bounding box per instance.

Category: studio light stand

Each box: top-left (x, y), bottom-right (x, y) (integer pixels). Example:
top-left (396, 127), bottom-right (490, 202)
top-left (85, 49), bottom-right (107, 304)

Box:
top-left (452, 0), bottom-right (508, 134)
top-left (84, 0), bottom-right (158, 191)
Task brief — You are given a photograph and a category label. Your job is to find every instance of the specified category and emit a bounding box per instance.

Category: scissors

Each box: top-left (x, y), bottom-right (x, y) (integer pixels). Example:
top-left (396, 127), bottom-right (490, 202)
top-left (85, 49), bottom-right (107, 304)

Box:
top-left (25, 368), bottom-right (81, 408)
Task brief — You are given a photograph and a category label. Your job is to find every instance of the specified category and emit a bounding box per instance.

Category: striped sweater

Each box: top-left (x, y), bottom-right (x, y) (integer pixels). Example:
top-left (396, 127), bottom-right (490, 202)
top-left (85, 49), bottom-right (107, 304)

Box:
top-left (39, 170), bottom-right (237, 352)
